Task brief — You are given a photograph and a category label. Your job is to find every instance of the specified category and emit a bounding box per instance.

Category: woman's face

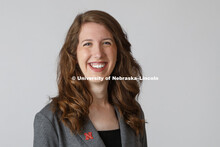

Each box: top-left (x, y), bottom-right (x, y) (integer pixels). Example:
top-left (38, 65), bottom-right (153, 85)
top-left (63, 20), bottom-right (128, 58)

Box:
top-left (76, 22), bottom-right (117, 82)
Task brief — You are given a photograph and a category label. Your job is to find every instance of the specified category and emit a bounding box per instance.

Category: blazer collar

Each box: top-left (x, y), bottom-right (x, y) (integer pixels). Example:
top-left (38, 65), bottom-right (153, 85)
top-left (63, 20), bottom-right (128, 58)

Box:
top-left (77, 105), bottom-right (136, 147)
top-left (78, 118), bottom-right (105, 147)
top-left (114, 105), bottom-right (136, 147)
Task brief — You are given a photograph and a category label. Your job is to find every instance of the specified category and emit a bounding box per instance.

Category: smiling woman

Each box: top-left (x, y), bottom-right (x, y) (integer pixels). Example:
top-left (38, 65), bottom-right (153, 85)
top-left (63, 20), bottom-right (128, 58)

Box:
top-left (34, 10), bottom-right (147, 147)
top-left (76, 22), bottom-right (117, 81)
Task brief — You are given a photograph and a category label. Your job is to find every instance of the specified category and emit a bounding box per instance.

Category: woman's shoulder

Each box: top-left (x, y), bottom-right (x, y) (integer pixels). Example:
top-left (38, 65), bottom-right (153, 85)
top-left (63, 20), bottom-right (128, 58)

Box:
top-left (34, 102), bottom-right (64, 147)
top-left (34, 102), bottom-right (59, 125)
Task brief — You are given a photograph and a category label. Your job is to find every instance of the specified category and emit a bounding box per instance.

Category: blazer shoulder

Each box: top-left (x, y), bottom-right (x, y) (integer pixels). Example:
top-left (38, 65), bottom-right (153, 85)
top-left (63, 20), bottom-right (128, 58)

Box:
top-left (34, 102), bottom-right (62, 147)
top-left (35, 102), bottom-right (58, 124)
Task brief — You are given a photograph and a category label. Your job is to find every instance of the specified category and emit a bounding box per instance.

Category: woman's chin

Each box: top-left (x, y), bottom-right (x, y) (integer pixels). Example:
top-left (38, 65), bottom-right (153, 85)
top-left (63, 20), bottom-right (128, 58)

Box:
top-left (86, 76), bottom-right (108, 84)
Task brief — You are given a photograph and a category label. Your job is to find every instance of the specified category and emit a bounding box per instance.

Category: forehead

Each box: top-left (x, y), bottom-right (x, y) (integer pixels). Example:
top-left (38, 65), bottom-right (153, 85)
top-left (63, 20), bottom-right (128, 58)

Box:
top-left (78, 22), bottom-right (113, 40)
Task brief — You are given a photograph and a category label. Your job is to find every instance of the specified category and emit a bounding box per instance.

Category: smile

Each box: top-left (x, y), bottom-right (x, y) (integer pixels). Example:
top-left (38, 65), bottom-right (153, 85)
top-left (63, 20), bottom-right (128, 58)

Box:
top-left (88, 62), bottom-right (107, 72)
top-left (90, 63), bottom-right (106, 68)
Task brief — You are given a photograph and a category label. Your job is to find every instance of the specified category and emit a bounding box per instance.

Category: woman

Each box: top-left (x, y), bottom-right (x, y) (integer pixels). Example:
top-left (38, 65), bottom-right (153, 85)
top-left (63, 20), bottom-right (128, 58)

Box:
top-left (34, 10), bottom-right (147, 147)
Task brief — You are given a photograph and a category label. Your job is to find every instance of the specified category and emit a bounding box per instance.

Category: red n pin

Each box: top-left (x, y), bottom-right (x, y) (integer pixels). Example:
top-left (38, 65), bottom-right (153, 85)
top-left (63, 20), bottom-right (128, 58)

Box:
top-left (84, 132), bottom-right (94, 140)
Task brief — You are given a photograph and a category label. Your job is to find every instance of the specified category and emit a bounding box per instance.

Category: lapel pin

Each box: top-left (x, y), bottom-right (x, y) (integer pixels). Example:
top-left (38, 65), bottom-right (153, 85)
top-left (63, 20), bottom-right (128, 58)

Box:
top-left (84, 132), bottom-right (94, 140)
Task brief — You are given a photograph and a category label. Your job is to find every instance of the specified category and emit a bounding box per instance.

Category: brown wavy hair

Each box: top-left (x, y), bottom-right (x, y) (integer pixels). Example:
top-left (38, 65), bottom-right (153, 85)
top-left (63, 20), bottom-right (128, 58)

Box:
top-left (50, 10), bottom-right (145, 136)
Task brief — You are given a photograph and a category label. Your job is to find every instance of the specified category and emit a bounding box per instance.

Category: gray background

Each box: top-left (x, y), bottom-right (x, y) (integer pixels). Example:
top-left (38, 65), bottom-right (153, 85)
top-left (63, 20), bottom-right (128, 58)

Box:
top-left (0, 0), bottom-right (219, 147)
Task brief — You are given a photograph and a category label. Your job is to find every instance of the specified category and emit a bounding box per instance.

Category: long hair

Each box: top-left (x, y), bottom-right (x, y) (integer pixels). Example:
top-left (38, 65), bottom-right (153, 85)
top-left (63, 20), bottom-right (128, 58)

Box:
top-left (51, 10), bottom-right (145, 135)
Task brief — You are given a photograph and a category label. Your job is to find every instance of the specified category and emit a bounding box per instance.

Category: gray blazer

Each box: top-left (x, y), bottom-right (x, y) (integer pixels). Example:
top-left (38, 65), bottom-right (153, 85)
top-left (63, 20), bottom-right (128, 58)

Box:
top-left (34, 103), bottom-right (147, 147)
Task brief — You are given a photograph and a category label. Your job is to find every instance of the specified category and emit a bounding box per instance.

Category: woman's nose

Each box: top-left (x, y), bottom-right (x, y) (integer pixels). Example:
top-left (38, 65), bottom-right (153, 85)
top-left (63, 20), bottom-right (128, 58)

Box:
top-left (92, 44), bottom-right (104, 59)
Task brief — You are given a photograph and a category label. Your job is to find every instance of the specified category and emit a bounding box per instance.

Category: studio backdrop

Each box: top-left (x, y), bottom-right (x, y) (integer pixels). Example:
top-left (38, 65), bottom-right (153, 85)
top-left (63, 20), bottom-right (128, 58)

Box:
top-left (0, 0), bottom-right (219, 147)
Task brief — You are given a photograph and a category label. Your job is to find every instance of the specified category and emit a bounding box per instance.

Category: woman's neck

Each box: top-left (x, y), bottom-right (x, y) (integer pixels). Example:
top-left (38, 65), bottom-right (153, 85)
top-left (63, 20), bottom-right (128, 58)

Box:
top-left (88, 80), bottom-right (109, 107)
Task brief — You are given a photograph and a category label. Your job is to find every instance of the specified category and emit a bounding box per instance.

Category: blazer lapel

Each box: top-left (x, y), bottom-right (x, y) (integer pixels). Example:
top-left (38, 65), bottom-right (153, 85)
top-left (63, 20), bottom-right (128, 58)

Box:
top-left (114, 105), bottom-right (137, 147)
top-left (78, 118), bottom-right (106, 147)
top-left (76, 105), bottom-right (137, 147)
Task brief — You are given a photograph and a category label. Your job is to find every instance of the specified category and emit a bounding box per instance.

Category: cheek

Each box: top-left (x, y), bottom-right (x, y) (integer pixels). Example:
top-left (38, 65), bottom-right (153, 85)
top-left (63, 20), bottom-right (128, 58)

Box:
top-left (107, 48), bottom-right (117, 62)
top-left (77, 50), bottom-right (90, 64)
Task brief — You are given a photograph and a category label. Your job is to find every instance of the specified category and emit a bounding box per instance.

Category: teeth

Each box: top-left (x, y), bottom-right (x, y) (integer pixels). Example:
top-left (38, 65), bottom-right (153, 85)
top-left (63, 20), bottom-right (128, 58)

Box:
top-left (90, 63), bottom-right (106, 68)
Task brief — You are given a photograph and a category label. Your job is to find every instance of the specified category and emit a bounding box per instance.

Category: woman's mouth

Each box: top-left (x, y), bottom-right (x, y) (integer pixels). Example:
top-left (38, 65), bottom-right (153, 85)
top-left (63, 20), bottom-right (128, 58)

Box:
top-left (88, 62), bottom-right (107, 72)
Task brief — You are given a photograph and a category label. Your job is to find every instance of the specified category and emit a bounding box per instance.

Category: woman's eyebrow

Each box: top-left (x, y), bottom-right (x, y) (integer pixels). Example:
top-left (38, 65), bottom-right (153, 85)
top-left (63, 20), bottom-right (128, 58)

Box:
top-left (102, 38), bottom-right (114, 41)
top-left (81, 39), bottom-right (93, 43)
top-left (81, 38), bottom-right (113, 44)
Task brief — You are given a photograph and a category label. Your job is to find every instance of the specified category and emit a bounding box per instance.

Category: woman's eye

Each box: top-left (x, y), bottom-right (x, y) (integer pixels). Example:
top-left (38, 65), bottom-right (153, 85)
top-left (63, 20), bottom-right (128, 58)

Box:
top-left (103, 42), bottom-right (111, 45)
top-left (83, 43), bottom-right (92, 46)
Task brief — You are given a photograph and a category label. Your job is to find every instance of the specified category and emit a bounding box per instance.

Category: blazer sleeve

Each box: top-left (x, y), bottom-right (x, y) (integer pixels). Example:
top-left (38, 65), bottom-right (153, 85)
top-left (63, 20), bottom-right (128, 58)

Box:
top-left (140, 105), bottom-right (148, 147)
top-left (33, 112), bottom-right (59, 147)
